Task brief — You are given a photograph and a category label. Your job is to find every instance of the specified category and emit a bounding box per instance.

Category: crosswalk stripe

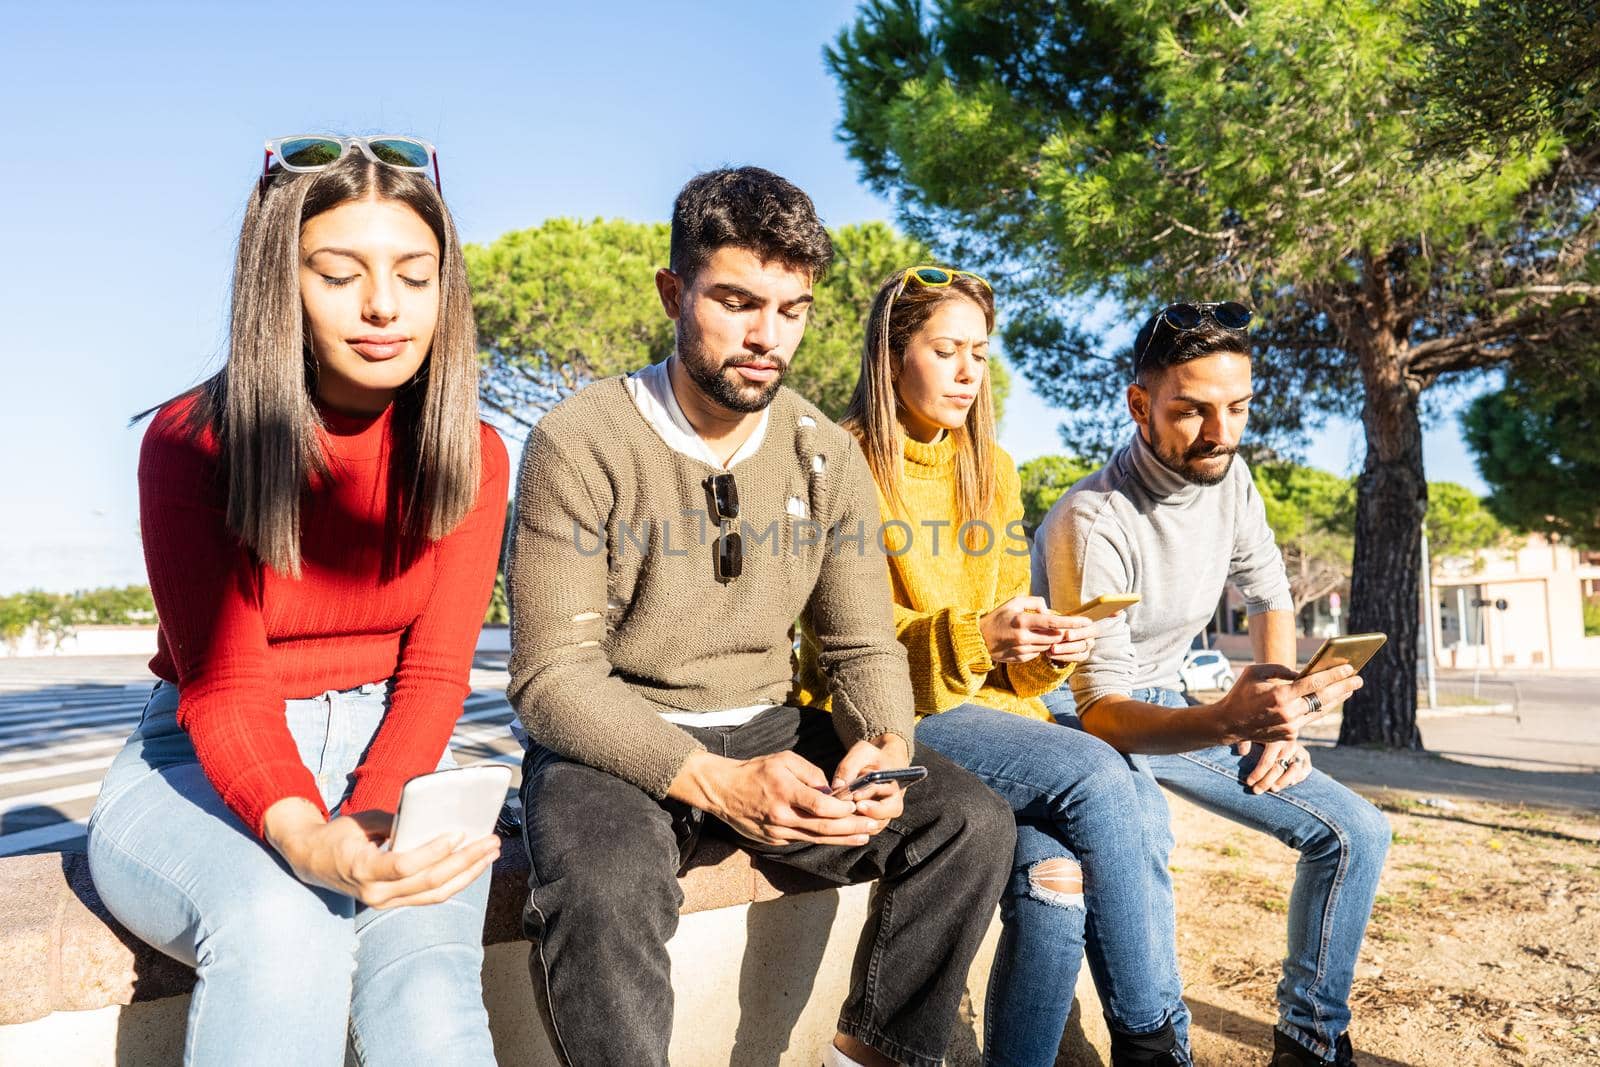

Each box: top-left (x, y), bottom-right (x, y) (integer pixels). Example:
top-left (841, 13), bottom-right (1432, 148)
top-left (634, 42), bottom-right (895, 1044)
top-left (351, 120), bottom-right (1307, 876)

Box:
top-left (0, 821), bottom-right (88, 858)
top-left (0, 678), bottom-right (522, 856)
top-left (0, 756), bottom-right (117, 787)
top-left (0, 693), bottom-right (508, 747)
top-left (0, 781), bottom-right (103, 819)
top-left (0, 719), bottom-right (140, 751)
top-left (0, 708), bottom-right (140, 740)
top-left (0, 697), bottom-right (147, 720)
top-left (0, 737), bottom-right (125, 765)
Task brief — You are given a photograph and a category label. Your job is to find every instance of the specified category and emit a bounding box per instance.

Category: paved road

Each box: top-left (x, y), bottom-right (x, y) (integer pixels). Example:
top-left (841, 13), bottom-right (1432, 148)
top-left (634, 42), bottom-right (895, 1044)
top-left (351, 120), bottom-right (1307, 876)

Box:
top-left (3, 656), bottom-right (1594, 858)
top-left (1291, 668), bottom-right (1600, 774)
top-left (0, 654), bottom-right (525, 858)
top-left (1418, 670), bottom-right (1599, 773)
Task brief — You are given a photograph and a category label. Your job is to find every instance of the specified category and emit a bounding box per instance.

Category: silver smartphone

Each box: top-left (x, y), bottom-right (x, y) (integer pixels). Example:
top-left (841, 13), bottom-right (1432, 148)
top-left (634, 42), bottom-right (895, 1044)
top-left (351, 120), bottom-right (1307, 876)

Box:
top-left (387, 764), bottom-right (513, 853)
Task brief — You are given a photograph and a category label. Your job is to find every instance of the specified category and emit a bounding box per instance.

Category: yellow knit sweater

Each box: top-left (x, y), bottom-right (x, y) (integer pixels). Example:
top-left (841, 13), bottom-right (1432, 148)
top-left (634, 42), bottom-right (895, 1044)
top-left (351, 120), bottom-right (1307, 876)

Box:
top-left (794, 433), bottom-right (1072, 722)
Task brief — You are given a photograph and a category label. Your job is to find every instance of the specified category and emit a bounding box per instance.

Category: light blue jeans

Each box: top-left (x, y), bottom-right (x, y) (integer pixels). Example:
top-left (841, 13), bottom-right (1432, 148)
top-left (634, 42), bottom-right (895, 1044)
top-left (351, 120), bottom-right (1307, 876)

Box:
top-left (1043, 686), bottom-right (1390, 1062)
top-left (916, 703), bottom-right (1182, 1067)
top-left (87, 680), bottom-right (495, 1067)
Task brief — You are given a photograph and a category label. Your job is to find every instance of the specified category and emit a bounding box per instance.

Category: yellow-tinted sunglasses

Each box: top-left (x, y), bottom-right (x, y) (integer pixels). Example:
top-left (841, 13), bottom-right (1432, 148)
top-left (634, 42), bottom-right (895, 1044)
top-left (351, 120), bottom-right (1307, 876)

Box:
top-left (893, 265), bottom-right (993, 297)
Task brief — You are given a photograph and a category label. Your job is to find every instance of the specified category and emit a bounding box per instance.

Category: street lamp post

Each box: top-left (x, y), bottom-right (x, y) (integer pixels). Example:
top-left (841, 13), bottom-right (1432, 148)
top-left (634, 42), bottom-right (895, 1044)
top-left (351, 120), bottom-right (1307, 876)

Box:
top-left (1420, 530), bottom-right (1438, 710)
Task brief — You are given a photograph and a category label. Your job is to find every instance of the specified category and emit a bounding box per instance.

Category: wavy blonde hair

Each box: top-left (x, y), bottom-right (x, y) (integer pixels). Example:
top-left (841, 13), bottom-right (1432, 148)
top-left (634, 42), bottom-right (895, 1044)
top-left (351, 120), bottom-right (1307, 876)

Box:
top-left (842, 270), bottom-right (997, 542)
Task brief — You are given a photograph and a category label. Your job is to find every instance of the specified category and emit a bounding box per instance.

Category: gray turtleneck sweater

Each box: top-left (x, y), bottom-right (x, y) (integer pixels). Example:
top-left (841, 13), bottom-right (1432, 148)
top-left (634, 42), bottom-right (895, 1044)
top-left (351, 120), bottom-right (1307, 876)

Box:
top-left (1030, 431), bottom-right (1293, 709)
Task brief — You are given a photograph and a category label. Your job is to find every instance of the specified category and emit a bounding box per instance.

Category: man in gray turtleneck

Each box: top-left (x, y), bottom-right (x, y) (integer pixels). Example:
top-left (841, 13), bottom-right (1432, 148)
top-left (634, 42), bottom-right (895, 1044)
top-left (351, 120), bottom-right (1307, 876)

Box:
top-left (1032, 303), bottom-right (1389, 1067)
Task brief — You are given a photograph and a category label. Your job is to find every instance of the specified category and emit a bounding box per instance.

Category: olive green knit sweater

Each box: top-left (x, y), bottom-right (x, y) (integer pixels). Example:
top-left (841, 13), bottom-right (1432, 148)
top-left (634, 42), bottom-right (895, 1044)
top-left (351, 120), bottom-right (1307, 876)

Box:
top-left (504, 377), bottom-right (915, 798)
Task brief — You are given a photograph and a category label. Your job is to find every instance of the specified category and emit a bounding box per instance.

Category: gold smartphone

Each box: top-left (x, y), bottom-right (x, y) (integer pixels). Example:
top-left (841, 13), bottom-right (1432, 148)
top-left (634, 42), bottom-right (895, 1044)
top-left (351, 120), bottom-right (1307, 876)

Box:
top-left (1063, 592), bottom-right (1142, 622)
top-left (1296, 632), bottom-right (1388, 680)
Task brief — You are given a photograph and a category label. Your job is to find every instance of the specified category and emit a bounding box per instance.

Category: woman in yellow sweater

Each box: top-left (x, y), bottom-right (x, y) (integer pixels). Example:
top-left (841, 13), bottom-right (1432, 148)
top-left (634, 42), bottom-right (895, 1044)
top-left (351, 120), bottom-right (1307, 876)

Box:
top-left (796, 268), bottom-right (1188, 1067)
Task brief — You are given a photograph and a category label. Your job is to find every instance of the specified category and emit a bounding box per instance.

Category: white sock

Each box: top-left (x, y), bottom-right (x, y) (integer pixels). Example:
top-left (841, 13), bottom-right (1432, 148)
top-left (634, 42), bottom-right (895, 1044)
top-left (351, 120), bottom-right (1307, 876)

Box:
top-left (823, 1042), bottom-right (868, 1067)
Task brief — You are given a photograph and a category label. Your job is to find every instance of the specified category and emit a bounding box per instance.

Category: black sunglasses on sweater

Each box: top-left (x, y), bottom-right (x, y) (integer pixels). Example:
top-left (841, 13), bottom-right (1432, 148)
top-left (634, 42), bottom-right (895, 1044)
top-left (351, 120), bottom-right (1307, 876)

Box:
top-left (705, 473), bottom-right (742, 584)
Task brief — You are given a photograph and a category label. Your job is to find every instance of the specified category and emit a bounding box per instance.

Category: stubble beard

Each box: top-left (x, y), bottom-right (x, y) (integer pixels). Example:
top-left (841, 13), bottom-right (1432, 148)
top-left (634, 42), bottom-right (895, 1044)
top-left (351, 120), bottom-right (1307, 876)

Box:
top-left (1148, 417), bottom-right (1237, 487)
top-left (677, 316), bottom-right (787, 414)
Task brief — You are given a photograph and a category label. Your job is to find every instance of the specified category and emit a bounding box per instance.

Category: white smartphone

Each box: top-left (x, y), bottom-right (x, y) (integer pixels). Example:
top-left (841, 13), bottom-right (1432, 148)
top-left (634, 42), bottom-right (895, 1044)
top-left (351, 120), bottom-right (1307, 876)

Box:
top-left (387, 764), bottom-right (513, 853)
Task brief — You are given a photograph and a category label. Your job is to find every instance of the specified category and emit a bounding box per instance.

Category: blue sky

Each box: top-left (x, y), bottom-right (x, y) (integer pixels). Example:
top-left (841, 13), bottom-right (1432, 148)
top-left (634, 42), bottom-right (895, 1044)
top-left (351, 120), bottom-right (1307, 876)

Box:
top-left (0, 1), bottom-right (1489, 595)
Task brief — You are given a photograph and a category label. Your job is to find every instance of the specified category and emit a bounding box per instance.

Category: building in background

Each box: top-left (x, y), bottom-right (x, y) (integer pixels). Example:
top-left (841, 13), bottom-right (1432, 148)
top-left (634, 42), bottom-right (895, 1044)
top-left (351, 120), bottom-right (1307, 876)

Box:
top-left (1432, 537), bottom-right (1600, 670)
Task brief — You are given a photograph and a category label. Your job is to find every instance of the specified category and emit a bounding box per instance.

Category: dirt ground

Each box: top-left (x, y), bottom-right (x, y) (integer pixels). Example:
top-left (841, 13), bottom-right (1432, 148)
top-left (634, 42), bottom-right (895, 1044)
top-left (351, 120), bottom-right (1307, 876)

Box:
top-left (1153, 771), bottom-right (1600, 1066)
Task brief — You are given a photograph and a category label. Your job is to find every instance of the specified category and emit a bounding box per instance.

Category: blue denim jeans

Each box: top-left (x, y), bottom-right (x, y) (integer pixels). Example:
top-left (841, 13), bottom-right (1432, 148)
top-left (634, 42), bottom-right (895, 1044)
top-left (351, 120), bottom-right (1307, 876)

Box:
top-left (87, 681), bottom-right (495, 1067)
top-left (916, 703), bottom-right (1183, 1067)
top-left (1042, 686), bottom-right (1390, 1062)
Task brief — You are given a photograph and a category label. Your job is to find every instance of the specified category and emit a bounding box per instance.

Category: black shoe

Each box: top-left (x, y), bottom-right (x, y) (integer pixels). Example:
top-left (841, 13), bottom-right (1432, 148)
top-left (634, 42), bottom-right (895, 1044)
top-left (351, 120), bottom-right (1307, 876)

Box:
top-left (1271, 1029), bottom-right (1357, 1066)
top-left (1109, 1020), bottom-right (1192, 1067)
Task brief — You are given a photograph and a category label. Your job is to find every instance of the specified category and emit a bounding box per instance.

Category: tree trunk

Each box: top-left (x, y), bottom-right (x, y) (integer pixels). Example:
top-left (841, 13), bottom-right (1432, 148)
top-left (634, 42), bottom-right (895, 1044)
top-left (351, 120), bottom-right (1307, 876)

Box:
top-left (1341, 334), bottom-right (1426, 749)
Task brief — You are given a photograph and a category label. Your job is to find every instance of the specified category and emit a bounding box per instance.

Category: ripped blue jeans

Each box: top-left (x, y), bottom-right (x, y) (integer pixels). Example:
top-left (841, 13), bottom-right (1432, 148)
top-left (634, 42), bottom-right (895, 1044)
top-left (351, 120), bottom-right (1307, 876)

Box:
top-left (916, 703), bottom-right (1182, 1066)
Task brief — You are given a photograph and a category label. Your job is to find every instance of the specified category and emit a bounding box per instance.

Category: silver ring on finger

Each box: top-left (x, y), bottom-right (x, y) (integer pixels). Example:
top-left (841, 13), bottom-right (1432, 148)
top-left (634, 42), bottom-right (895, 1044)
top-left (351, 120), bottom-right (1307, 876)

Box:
top-left (1277, 757), bottom-right (1293, 770)
top-left (1303, 691), bottom-right (1323, 716)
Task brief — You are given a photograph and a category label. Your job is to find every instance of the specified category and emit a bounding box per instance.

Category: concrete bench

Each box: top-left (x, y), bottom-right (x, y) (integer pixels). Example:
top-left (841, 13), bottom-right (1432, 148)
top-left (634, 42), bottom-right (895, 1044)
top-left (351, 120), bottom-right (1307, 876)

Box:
top-left (0, 840), bottom-right (1107, 1064)
top-left (0, 835), bottom-right (815, 1024)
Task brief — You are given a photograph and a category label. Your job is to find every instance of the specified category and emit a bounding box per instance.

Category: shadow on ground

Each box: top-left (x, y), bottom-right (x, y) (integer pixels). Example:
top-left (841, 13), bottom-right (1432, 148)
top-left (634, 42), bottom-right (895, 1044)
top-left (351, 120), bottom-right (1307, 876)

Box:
top-left (1186, 998), bottom-right (1420, 1067)
top-left (1303, 741), bottom-right (1600, 811)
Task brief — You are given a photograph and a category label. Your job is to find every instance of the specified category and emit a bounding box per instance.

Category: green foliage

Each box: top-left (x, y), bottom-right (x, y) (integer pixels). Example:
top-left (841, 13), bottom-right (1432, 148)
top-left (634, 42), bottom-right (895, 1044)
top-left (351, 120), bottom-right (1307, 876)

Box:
top-left (0, 585), bottom-right (155, 649)
top-left (466, 217), bottom-right (1007, 426)
top-left (1253, 462), bottom-right (1355, 613)
top-left (1425, 482), bottom-right (1509, 560)
top-left (1016, 454), bottom-right (1096, 529)
top-left (796, 222), bottom-right (922, 419)
top-left (828, 0), bottom-right (1582, 449)
top-left (1414, 0), bottom-right (1600, 153)
top-left (1583, 599), bottom-right (1600, 638)
top-left (831, 0), bottom-right (1599, 744)
top-left (1461, 364), bottom-right (1600, 550)
top-left (486, 573), bottom-right (509, 626)
top-left (466, 218), bottom-right (674, 428)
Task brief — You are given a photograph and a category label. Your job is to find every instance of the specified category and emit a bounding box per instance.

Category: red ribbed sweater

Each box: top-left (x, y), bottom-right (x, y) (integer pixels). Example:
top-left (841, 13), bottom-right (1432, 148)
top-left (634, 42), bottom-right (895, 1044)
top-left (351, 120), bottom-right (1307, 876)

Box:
top-left (138, 394), bottom-right (509, 837)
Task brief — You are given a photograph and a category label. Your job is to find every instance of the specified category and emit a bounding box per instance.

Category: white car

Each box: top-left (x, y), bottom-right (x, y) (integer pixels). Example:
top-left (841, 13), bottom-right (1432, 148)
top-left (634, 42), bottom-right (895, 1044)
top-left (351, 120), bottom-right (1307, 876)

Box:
top-left (1179, 649), bottom-right (1236, 694)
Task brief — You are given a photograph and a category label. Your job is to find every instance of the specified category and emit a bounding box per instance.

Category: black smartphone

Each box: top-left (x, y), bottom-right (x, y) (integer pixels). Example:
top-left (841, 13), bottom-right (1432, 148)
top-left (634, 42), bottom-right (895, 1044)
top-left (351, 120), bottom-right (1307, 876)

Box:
top-left (835, 766), bottom-right (929, 796)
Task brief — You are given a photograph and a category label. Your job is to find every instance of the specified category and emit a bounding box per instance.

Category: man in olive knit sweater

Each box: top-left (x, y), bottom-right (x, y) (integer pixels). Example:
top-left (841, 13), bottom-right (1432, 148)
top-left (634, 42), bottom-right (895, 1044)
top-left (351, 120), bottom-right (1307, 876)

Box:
top-left (505, 167), bottom-right (1013, 1067)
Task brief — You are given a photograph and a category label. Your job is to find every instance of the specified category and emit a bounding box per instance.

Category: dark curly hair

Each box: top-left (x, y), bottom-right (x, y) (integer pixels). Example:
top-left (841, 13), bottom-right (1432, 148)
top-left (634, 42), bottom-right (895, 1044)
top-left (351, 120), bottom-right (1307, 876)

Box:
top-left (668, 166), bottom-right (833, 283)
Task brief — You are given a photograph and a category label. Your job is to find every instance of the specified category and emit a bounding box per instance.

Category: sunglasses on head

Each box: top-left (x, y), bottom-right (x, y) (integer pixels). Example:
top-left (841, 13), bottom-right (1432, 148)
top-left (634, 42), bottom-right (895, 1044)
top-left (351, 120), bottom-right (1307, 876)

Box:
top-left (1133, 301), bottom-right (1253, 377)
top-left (884, 265), bottom-right (993, 328)
top-left (261, 135), bottom-right (441, 195)
top-left (894, 266), bottom-right (992, 295)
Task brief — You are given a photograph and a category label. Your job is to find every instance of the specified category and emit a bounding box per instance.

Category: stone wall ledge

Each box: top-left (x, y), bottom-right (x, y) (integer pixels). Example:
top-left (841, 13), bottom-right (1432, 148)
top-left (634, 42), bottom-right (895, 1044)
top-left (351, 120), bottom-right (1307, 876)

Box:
top-left (0, 837), bottom-right (833, 1026)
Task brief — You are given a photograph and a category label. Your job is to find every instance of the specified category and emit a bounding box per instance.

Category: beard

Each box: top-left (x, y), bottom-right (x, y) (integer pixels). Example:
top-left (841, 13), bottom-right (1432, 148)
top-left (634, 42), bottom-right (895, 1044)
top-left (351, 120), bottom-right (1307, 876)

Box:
top-left (676, 316), bottom-right (788, 414)
top-left (1148, 419), bottom-right (1237, 486)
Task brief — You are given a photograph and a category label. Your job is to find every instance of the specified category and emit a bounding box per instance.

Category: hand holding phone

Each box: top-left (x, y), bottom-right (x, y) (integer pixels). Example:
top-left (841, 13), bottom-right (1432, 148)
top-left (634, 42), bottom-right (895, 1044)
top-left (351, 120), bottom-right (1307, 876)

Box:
top-left (984, 596), bottom-right (1078, 663)
top-left (830, 765), bottom-right (929, 798)
top-left (826, 734), bottom-right (915, 830)
top-left (1296, 633), bottom-right (1388, 681)
top-left (388, 764), bottom-right (513, 853)
top-left (1062, 592), bottom-right (1141, 622)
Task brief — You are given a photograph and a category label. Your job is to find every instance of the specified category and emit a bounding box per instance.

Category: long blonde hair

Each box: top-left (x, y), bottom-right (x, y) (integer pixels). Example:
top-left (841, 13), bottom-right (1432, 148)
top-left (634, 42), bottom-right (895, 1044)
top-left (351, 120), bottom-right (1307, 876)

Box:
top-left (842, 270), bottom-right (998, 539)
top-left (161, 150), bottom-right (481, 577)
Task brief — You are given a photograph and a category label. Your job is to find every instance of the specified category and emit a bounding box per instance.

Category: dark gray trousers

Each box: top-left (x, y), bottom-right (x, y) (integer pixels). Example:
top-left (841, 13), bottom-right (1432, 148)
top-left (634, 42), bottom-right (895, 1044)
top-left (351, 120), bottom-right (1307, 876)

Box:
top-left (519, 704), bottom-right (1015, 1067)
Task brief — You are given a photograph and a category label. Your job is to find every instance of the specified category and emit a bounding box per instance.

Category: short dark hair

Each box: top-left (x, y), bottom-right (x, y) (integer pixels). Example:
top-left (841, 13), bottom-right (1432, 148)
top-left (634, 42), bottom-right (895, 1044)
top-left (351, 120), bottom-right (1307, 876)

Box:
top-left (669, 166), bottom-right (833, 284)
top-left (1131, 311), bottom-right (1250, 383)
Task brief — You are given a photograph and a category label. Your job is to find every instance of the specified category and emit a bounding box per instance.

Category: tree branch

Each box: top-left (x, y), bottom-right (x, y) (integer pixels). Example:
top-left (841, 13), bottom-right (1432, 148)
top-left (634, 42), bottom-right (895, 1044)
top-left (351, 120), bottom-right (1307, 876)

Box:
top-left (1487, 283), bottom-right (1600, 298)
top-left (1408, 303), bottom-right (1600, 376)
top-left (1161, 213), bottom-right (1235, 241)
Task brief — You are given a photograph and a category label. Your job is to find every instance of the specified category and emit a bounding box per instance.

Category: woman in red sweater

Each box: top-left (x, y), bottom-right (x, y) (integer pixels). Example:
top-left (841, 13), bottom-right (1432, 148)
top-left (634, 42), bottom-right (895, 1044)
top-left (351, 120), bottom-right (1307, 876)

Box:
top-left (87, 137), bottom-right (509, 1064)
